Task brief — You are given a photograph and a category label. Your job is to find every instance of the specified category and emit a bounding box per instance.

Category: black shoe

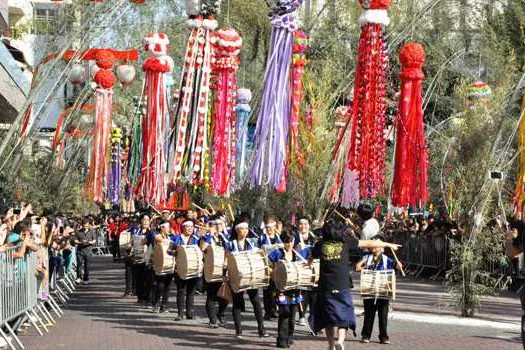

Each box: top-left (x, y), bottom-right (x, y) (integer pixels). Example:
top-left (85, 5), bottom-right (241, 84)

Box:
top-left (218, 318), bottom-right (227, 327)
top-left (264, 313), bottom-right (276, 320)
top-left (259, 332), bottom-right (270, 338)
top-left (208, 322), bottom-right (219, 329)
top-left (234, 333), bottom-right (244, 340)
top-left (186, 312), bottom-right (194, 320)
top-left (287, 339), bottom-right (294, 346)
top-left (380, 339), bottom-right (391, 345)
top-left (175, 314), bottom-right (184, 321)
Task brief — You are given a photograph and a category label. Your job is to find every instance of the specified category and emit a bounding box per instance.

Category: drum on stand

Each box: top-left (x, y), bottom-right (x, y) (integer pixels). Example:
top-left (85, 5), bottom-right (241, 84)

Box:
top-left (360, 269), bottom-right (396, 300)
top-left (228, 250), bottom-right (270, 293)
top-left (204, 245), bottom-right (225, 283)
top-left (154, 239), bottom-right (175, 275)
top-left (273, 259), bottom-right (320, 291)
top-left (176, 245), bottom-right (203, 280)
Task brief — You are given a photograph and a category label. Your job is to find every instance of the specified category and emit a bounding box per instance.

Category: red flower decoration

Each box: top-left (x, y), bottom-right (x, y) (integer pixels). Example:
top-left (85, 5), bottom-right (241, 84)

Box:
top-left (143, 57), bottom-right (171, 73)
top-left (95, 49), bottom-right (115, 69)
top-left (399, 42), bottom-right (425, 68)
top-left (359, 0), bottom-right (391, 10)
top-left (94, 69), bottom-right (116, 89)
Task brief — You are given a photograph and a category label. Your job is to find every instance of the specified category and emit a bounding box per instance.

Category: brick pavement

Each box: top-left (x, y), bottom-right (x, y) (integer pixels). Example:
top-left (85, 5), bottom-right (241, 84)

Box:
top-left (19, 257), bottom-right (521, 350)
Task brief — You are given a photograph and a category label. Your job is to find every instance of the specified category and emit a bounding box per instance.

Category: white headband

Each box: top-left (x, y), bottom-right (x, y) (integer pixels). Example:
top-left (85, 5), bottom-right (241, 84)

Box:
top-left (182, 220), bottom-right (194, 227)
top-left (160, 222), bottom-right (170, 229)
top-left (298, 219), bottom-right (309, 224)
top-left (214, 219), bottom-right (224, 225)
top-left (235, 222), bottom-right (249, 230)
top-left (265, 222), bottom-right (276, 228)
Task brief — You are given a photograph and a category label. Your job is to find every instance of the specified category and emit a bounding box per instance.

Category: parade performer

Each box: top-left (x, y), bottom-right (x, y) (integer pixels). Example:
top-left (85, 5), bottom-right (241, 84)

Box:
top-left (200, 216), bottom-right (230, 328)
top-left (260, 215), bottom-right (283, 320)
top-left (173, 220), bottom-right (201, 320)
top-left (391, 43), bottom-right (428, 208)
top-left (268, 231), bottom-right (303, 348)
top-left (128, 214), bottom-right (151, 304)
top-left (152, 220), bottom-right (176, 313)
top-left (356, 234), bottom-right (402, 344)
top-left (226, 220), bottom-right (268, 339)
top-left (293, 216), bottom-right (317, 325)
top-left (309, 220), bottom-right (400, 350)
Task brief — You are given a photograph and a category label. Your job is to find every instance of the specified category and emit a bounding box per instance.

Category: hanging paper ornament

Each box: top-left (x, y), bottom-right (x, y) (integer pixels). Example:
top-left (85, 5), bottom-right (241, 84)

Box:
top-left (136, 33), bottom-right (173, 205)
top-left (514, 95), bottom-right (525, 215)
top-left (68, 63), bottom-right (87, 85)
top-left (85, 50), bottom-right (116, 203)
top-left (249, 0), bottom-right (303, 190)
top-left (467, 81), bottom-right (492, 112)
top-left (345, 0), bottom-right (391, 201)
top-left (210, 28), bottom-right (242, 196)
top-left (235, 88), bottom-right (252, 186)
top-left (171, 0), bottom-right (220, 185)
top-left (116, 64), bottom-right (136, 86)
top-left (90, 63), bottom-right (100, 79)
top-left (289, 30), bottom-right (308, 169)
top-left (391, 42), bottom-right (428, 208)
top-left (108, 128), bottom-right (122, 205)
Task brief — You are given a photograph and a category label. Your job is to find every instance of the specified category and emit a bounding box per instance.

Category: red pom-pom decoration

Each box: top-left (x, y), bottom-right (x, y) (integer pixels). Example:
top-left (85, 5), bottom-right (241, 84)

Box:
top-left (143, 57), bottom-right (171, 73)
top-left (399, 42), bottom-right (425, 68)
top-left (95, 49), bottom-right (115, 69)
top-left (94, 69), bottom-right (116, 89)
top-left (359, 0), bottom-right (391, 9)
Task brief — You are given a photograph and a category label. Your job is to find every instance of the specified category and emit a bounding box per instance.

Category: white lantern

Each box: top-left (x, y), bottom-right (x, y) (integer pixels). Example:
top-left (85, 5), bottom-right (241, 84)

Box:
top-left (90, 64), bottom-right (100, 79)
top-left (68, 63), bottom-right (86, 85)
top-left (116, 64), bottom-right (136, 86)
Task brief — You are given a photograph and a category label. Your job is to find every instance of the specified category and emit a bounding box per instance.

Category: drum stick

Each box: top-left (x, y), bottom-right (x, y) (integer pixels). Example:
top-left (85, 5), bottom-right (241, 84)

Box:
top-left (208, 203), bottom-right (216, 213)
top-left (227, 204), bottom-right (235, 222)
top-left (293, 249), bottom-right (307, 263)
top-left (388, 246), bottom-right (406, 277)
top-left (298, 303), bottom-right (316, 336)
top-left (148, 202), bottom-right (163, 217)
top-left (192, 203), bottom-right (212, 216)
top-left (334, 210), bottom-right (358, 229)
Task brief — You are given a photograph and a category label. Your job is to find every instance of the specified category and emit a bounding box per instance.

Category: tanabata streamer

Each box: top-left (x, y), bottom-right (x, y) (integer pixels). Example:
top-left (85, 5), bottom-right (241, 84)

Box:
top-left (171, 0), bottom-right (220, 185)
top-left (108, 128), bottom-right (122, 205)
top-left (250, 0), bottom-right (303, 189)
top-left (391, 43), bottom-right (428, 208)
top-left (514, 94), bottom-right (525, 215)
top-left (136, 33), bottom-right (174, 205)
top-left (86, 50), bottom-right (116, 203)
top-left (234, 88), bottom-right (252, 186)
top-left (347, 0), bottom-right (391, 200)
top-left (210, 28), bottom-right (242, 196)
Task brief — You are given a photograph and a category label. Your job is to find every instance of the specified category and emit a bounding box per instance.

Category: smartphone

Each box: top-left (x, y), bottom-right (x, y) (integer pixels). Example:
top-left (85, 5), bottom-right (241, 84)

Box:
top-left (13, 208), bottom-right (21, 215)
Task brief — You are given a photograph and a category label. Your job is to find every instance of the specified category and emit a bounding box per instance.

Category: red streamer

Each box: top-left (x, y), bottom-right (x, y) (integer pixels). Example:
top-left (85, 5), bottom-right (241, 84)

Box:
top-left (391, 43), bottom-right (428, 207)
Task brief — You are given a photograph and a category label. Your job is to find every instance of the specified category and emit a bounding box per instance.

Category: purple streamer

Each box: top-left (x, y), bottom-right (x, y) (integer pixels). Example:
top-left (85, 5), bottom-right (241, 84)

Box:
top-left (108, 140), bottom-right (121, 205)
top-left (250, 8), bottom-right (301, 189)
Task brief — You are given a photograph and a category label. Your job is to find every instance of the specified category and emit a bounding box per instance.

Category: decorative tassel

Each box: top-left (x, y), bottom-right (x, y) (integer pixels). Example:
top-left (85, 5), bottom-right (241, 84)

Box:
top-left (234, 88), bottom-right (252, 186)
top-left (347, 0), bottom-right (391, 200)
top-left (108, 128), bottom-right (122, 206)
top-left (341, 169), bottom-right (360, 208)
top-left (514, 94), bottom-right (525, 214)
top-left (391, 42), bottom-right (428, 208)
top-left (250, 0), bottom-right (303, 189)
top-left (136, 33), bottom-right (174, 205)
top-left (210, 28), bottom-right (242, 196)
top-left (172, 0), bottom-right (220, 185)
top-left (289, 30), bottom-right (308, 168)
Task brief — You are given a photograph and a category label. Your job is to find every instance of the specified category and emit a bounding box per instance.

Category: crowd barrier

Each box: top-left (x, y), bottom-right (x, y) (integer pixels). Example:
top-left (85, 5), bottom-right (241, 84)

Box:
top-left (0, 245), bottom-right (77, 350)
top-left (92, 227), bottom-right (111, 257)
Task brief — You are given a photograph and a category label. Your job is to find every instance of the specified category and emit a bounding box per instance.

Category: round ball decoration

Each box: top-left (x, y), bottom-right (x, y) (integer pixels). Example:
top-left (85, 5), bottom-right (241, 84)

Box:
top-left (68, 63), bottom-right (87, 85)
top-left (116, 64), bottom-right (136, 86)
top-left (90, 64), bottom-right (100, 79)
top-left (94, 69), bottom-right (116, 89)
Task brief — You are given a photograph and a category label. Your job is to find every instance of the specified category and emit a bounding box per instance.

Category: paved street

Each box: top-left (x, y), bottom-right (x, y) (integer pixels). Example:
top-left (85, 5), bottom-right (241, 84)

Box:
top-left (19, 256), bottom-right (522, 350)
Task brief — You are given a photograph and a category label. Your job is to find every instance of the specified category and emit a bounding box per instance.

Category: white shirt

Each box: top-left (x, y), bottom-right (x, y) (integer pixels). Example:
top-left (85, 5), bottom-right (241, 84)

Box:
top-left (362, 218), bottom-right (380, 240)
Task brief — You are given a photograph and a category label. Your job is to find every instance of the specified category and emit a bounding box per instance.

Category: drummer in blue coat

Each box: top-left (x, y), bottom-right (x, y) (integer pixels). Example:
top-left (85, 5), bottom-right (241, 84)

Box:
top-left (268, 230), bottom-right (304, 348)
top-left (225, 219), bottom-right (268, 339)
top-left (260, 215), bottom-right (282, 320)
top-left (293, 216), bottom-right (317, 326)
top-left (199, 215), bottom-right (230, 328)
top-left (172, 219), bottom-right (200, 321)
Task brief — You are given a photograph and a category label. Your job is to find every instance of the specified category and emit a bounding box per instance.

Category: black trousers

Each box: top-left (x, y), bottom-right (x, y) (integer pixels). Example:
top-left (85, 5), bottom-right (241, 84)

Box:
top-left (154, 273), bottom-right (174, 308)
top-left (111, 240), bottom-right (121, 259)
top-left (263, 281), bottom-right (277, 316)
top-left (132, 263), bottom-right (148, 302)
top-left (205, 282), bottom-right (228, 324)
top-left (76, 248), bottom-right (91, 281)
top-left (124, 259), bottom-right (134, 294)
top-left (175, 275), bottom-right (199, 317)
top-left (145, 266), bottom-right (155, 304)
top-left (232, 288), bottom-right (265, 335)
top-left (520, 295), bottom-right (525, 350)
top-left (277, 304), bottom-right (298, 346)
top-left (361, 298), bottom-right (389, 341)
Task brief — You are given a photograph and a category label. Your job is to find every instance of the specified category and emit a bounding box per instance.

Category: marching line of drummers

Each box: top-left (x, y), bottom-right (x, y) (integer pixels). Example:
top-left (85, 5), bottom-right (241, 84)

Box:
top-left (119, 212), bottom-right (320, 347)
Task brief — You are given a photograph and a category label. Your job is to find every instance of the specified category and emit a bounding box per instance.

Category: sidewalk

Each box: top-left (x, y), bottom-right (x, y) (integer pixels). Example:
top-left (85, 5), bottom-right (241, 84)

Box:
top-left (18, 256), bottom-right (521, 350)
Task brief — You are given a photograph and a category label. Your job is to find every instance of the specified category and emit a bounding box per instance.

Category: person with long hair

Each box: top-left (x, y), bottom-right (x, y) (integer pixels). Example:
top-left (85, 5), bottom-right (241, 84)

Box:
top-left (309, 220), bottom-right (400, 350)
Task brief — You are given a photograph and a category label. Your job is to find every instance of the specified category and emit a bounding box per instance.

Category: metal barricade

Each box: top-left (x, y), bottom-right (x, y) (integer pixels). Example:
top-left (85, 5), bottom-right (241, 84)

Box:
top-left (92, 228), bottom-right (111, 256)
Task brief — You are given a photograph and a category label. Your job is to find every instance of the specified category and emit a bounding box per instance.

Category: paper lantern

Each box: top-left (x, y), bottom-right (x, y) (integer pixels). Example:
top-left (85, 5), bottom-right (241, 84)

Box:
top-left (116, 64), bottom-right (136, 86)
top-left (68, 63), bottom-right (86, 85)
